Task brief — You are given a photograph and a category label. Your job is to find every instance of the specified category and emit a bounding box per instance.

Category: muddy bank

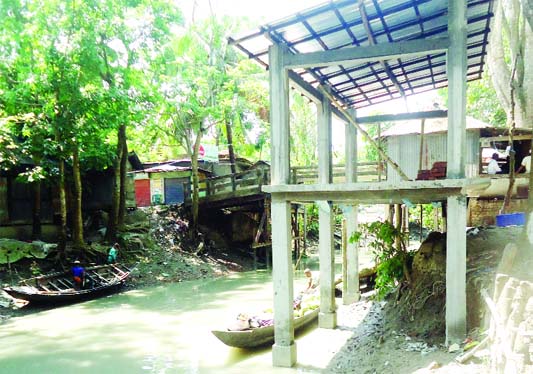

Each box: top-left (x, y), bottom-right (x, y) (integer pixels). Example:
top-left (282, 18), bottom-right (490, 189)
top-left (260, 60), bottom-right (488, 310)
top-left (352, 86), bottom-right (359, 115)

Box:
top-left (0, 206), bottom-right (256, 322)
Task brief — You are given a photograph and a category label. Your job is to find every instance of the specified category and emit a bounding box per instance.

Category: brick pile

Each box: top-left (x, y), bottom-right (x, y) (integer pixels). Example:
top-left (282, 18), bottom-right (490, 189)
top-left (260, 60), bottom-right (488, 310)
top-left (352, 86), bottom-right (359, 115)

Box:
top-left (416, 161), bottom-right (447, 180)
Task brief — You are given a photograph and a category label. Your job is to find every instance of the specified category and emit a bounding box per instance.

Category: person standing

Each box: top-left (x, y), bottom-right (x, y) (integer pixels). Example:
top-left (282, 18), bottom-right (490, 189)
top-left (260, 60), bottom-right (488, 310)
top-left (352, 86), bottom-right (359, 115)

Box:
top-left (487, 153), bottom-right (502, 175)
top-left (108, 243), bottom-right (119, 264)
top-left (517, 149), bottom-right (531, 173)
top-left (72, 260), bottom-right (85, 290)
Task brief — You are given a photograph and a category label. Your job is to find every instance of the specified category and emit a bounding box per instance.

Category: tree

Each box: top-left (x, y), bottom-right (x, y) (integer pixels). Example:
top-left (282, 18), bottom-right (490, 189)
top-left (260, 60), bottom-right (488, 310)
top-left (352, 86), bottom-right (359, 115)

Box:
top-left (0, 0), bottom-right (182, 251)
top-left (488, 0), bottom-right (533, 129)
top-left (153, 15), bottom-right (268, 231)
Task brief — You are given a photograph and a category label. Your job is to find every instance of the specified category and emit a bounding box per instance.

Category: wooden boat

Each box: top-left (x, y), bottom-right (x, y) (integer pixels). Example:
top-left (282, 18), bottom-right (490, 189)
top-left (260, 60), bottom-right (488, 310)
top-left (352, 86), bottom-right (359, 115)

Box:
top-left (3, 263), bottom-right (133, 305)
top-left (211, 308), bottom-right (319, 349)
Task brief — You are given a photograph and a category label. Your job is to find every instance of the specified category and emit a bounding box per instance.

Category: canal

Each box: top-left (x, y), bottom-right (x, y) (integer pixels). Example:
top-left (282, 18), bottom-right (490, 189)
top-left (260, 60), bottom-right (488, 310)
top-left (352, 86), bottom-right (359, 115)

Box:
top-left (0, 270), bottom-right (334, 373)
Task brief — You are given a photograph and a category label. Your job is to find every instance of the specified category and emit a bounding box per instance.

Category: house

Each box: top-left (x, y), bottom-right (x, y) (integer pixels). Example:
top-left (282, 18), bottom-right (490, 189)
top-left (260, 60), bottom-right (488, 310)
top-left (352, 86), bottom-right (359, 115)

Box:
top-left (381, 118), bottom-right (532, 225)
top-left (381, 116), bottom-right (532, 182)
top-left (131, 164), bottom-right (211, 207)
top-left (0, 152), bottom-right (142, 240)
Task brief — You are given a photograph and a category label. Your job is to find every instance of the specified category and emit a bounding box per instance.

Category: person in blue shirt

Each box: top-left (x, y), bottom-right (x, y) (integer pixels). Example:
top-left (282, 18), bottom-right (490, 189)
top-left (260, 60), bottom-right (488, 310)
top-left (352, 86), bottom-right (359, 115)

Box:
top-left (72, 260), bottom-right (85, 289)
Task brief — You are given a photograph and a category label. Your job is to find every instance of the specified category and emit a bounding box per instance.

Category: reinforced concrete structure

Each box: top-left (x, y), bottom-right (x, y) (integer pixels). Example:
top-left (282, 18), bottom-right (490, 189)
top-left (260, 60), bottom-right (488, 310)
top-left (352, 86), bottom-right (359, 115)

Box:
top-left (230, 0), bottom-right (494, 367)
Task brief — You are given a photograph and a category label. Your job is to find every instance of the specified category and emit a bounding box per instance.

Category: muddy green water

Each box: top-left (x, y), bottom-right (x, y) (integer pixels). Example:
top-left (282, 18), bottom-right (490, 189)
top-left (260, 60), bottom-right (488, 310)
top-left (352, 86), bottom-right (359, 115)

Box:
top-left (1, 271), bottom-right (313, 374)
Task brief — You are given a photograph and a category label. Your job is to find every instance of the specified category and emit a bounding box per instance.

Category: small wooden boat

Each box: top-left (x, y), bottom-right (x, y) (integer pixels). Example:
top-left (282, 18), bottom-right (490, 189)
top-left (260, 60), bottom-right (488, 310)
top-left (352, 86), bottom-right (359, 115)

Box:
top-left (211, 308), bottom-right (319, 349)
top-left (3, 263), bottom-right (133, 305)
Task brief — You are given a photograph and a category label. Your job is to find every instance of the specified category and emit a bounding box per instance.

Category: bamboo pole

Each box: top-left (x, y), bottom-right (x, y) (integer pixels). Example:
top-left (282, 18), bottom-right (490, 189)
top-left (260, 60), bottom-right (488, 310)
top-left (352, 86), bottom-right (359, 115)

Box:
top-left (318, 86), bottom-right (411, 181)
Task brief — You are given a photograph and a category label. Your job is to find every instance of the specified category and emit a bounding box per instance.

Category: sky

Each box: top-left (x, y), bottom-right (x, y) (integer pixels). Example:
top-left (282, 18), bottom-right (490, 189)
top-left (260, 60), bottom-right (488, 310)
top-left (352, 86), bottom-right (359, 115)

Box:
top-left (176, 0), bottom-right (327, 24)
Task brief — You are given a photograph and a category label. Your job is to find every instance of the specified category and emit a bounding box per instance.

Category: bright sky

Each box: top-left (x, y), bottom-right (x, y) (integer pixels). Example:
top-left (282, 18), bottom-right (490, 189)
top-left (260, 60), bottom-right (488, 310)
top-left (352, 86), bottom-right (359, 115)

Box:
top-left (176, 0), bottom-right (326, 24)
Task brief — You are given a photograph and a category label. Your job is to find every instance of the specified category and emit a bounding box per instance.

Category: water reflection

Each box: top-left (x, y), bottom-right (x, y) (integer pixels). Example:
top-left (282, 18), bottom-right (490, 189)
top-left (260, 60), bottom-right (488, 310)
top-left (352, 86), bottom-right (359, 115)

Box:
top-left (0, 271), bottom-right (314, 374)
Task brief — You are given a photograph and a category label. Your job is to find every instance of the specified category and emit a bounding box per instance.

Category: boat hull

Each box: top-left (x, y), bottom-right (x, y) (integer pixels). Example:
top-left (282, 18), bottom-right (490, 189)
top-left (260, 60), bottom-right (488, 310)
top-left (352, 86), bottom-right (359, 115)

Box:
top-left (3, 264), bottom-right (132, 306)
top-left (211, 308), bottom-right (319, 349)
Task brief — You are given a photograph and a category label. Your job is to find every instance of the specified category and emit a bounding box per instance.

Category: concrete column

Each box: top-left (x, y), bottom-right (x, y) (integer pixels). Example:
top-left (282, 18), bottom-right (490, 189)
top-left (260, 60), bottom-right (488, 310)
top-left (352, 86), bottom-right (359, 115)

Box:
top-left (343, 109), bottom-right (360, 304)
top-left (317, 95), bottom-right (332, 184)
top-left (447, 0), bottom-right (467, 179)
top-left (269, 44), bottom-right (290, 186)
top-left (269, 43), bottom-right (296, 367)
top-left (271, 198), bottom-right (296, 366)
top-left (446, 195), bottom-right (467, 343)
top-left (318, 200), bottom-right (337, 328)
top-left (342, 205), bottom-right (359, 305)
top-left (446, 0), bottom-right (468, 344)
top-left (317, 95), bottom-right (336, 328)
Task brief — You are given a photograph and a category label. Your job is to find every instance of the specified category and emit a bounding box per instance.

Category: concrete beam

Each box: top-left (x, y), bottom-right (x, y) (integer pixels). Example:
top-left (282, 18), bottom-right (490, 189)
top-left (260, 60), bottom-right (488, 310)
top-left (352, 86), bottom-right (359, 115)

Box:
top-left (288, 71), bottom-right (348, 121)
top-left (284, 38), bottom-right (449, 69)
top-left (355, 110), bottom-right (448, 124)
top-left (269, 44), bottom-right (291, 185)
top-left (318, 200), bottom-right (337, 328)
top-left (271, 198), bottom-right (297, 366)
top-left (445, 195), bottom-right (467, 343)
top-left (262, 179), bottom-right (491, 204)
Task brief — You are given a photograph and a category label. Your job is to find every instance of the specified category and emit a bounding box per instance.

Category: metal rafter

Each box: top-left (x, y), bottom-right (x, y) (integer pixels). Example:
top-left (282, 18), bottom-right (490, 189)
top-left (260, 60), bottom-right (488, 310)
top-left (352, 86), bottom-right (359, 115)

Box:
top-left (229, 0), bottom-right (494, 109)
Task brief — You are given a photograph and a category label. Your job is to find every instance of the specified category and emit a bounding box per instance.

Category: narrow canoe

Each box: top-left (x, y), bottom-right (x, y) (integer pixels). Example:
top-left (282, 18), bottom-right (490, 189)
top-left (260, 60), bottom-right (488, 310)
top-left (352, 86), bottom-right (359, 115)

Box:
top-left (211, 308), bottom-right (319, 349)
top-left (3, 263), bottom-right (132, 305)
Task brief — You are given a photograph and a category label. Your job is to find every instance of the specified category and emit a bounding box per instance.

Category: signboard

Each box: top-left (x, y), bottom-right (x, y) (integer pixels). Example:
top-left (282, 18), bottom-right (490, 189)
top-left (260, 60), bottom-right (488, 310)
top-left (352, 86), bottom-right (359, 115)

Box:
top-left (199, 144), bottom-right (219, 163)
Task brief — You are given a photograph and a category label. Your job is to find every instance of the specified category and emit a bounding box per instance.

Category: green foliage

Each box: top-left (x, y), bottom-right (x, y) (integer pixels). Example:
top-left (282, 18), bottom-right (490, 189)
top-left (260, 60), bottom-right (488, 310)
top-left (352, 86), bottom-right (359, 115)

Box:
top-left (408, 204), bottom-right (444, 232)
top-left (358, 115), bottom-right (394, 162)
top-left (305, 204), bottom-right (319, 238)
top-left (438, 72), bottom-right (506, 126)
top-left (290, 93), bottom-right (317, 166)
top-left (350, 221), bottom-right (413, 299)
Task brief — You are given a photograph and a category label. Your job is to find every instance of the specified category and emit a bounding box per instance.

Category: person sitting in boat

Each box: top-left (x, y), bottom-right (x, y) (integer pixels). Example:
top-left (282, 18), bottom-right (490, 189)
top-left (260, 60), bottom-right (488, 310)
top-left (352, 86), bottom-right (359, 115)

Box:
top-left (294, 269), bottom-right (320, 309)
top-left (72, 260), bottom-right (85, 290)
top-left (303, 268), bottom-right (319, 294)
top-left (108, 243), bottom-right (119, 264)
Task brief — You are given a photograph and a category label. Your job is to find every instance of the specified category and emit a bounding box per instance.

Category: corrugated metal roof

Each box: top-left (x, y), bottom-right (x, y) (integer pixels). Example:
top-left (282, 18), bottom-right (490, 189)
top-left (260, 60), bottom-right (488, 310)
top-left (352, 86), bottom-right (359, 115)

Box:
top-left (230, 0), bottom-right (494, 109)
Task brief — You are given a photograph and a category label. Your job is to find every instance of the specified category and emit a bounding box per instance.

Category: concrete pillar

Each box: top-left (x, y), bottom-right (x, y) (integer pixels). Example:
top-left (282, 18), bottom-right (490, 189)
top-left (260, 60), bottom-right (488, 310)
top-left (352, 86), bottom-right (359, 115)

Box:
top-left (447, 0), bottom-right (467, 179)
top-left (343, 109), bottom-right (360, 305)
top-left (317, 95), bottom-right (336, 328)
top-left (271, 198), bottom-right (296, 366)
top-left (342, 205), bottom-right (359, 304)
top-left (318, 200), bottom-right (337, 328)
top-left (317, 93), bottom-right (332, 185)
top-left (446, 0), bottom-right (468, 344)
top-left (446, 195), bottom-right (467, 343)
top-left (269, 43), bottom-right (296, 367)
top-left (269, 44), bottom-right (290, 186)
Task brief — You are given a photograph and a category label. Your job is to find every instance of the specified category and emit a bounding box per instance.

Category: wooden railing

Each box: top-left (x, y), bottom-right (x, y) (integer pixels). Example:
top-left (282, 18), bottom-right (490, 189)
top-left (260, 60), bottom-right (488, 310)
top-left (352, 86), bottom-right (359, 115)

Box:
top-left (290, 162), bottom-right (386, 184)
top-left (184, 167), bottom-right (270, 203)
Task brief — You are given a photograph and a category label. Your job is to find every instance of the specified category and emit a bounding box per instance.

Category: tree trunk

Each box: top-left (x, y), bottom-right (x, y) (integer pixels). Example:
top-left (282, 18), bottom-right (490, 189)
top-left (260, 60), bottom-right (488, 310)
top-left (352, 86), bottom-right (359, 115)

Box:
top-left (488, 0), bottom-right (533, 129)
top-left (72, 144), bottom-right (84, 248)
top-left (191, 133), bottom-right (203, 233)
top-left (225, 120), bottom-right (236, 175)
top-left (118, 124), bottom-right (128, 227)
top-left (105, 131), bottom-right (124, 242)
top-left (31, 179), bottom-right (41, 241)
top-left (57, 158), bottom-right (67, 254)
